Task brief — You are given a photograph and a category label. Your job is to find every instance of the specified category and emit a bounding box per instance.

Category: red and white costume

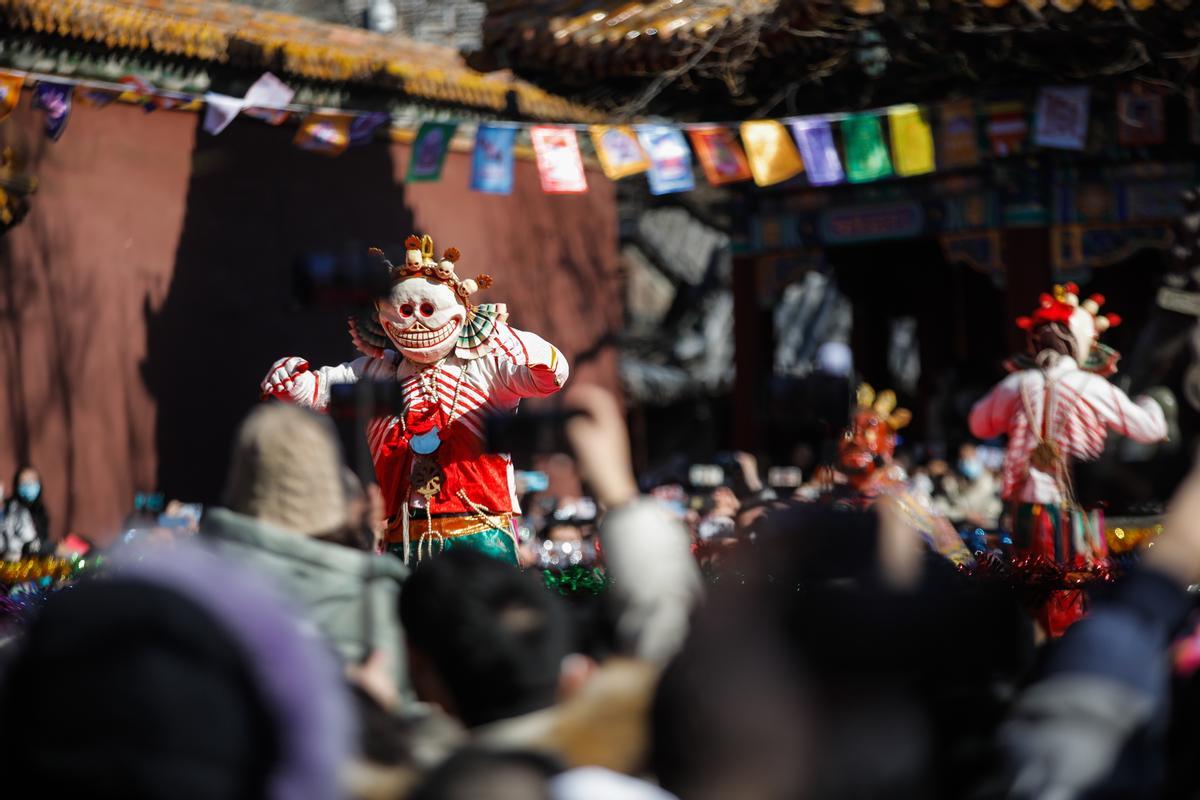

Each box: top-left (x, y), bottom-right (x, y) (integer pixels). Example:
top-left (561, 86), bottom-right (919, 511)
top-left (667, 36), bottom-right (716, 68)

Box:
top-left (263, 234), bottom-right (568, 564)
top-left (969, 356), bottom-right (1166, 506)
top-left (968, 284), bottom-right (1167, 635)
top-left (297, 324), bottom-right (566, 521)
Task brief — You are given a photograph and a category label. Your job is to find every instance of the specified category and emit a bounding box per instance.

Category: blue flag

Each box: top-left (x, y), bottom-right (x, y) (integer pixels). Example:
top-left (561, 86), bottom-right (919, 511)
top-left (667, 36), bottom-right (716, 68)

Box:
top-left (33, 81), bottom-right (72, 141)
top-left (636, 126), bottom-right (695, 195)
top-left (470, 123), bottom-right (517, 195)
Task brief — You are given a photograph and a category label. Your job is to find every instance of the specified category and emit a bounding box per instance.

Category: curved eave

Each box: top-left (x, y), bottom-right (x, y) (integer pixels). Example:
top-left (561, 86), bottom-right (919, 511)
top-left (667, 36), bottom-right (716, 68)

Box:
top-left (0, 0), bottom-right (602, 121)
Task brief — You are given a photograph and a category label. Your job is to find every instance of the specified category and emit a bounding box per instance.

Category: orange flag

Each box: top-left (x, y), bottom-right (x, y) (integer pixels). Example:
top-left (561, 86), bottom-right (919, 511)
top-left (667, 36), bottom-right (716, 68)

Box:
top-left (0, 71), bottom-right (23, 121)
top-left (688, 126), bottom-right (752, 185)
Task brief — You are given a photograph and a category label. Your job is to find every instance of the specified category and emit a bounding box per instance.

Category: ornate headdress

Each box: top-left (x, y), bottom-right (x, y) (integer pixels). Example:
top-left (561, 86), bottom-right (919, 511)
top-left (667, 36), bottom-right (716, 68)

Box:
top-left (1013, 283), bottom-right (1121, 375)
top-left (1016, 283), bottom-right (1121, 335)
top-left (349, 234), bottom-right (509, 361)
top-left (855, 384), bottom-right (912, 431)
top-left (369, 234), bottom-right (494, 306)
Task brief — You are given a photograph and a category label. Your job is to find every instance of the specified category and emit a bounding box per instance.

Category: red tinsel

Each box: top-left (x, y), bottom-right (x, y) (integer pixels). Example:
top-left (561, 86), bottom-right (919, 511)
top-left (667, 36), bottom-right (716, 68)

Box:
top-left (958, 551), bottom-right (1120, 592)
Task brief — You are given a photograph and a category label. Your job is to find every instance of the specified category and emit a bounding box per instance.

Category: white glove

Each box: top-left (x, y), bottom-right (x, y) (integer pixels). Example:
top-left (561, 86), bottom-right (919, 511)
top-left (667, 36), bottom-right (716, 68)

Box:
top-left (260, 357), bottom-right (316, 402)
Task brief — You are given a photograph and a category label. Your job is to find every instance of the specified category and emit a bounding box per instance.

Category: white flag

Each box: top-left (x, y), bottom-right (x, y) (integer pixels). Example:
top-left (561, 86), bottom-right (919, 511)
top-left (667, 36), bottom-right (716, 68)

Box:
top-left (243, 72), bottom-right (294, 109)
top-left (202, 93), bottom-right (244, 135)
top-left (203, 73), bottom-right (294, 136)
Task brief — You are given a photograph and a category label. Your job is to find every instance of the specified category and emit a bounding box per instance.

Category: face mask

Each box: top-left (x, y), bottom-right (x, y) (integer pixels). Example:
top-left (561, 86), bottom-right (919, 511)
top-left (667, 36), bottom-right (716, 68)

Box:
top-left (958, 460), bottom-right (983, 481)
top-left (17, 482), bottom-right (40, 503)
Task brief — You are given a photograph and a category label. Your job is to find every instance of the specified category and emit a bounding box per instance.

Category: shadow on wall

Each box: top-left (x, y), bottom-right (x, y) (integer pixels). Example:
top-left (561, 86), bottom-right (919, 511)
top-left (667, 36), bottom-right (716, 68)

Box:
top-left (0, 124), bottom-right (85, 530)
top-left (143, 116), bottom-right (413, 505)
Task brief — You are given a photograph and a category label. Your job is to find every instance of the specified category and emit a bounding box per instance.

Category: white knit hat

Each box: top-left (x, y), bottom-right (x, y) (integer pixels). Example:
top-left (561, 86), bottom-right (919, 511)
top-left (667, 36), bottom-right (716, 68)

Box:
top-left (223, 403), bottom-right (348, 536)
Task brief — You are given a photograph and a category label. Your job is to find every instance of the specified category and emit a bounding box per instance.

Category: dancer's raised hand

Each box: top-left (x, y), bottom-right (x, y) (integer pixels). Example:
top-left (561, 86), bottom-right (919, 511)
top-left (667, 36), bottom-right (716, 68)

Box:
top-left (260, 356), bottom-right (314, 400)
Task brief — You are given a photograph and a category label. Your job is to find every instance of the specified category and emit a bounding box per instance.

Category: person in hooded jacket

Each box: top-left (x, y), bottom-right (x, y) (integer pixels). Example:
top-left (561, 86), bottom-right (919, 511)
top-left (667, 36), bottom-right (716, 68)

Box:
top-left (1, 465), bottom-right (47, 559)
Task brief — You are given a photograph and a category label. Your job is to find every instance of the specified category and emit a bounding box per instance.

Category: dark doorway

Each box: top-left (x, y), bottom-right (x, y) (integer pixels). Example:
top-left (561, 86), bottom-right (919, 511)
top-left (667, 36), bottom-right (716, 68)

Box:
top-left (828, 238), bottom-right (1007, 451)
top-left (143, 116), bottom-right (413, 505)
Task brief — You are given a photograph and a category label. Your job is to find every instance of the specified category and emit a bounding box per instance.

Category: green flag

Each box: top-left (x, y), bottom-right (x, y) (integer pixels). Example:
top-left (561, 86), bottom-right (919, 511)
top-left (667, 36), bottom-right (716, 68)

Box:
top-left (842, 113), bottom-right (893, 183)
top-left (407, 121), bottom-right (458, 182)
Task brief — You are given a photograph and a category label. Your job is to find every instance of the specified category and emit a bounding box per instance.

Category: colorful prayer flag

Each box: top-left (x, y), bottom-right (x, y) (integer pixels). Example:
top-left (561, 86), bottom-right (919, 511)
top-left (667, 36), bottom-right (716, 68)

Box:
top-left (530, 126), bottom-right (589, 194)
top-left (739, 120), bottom-right (804, 187)
top-left (0, 71), bottom-right (22, 122)
top-left (244, 72), bottom-right (293, 108)
top-left (1117, 87), bottom-right (1165, 147)
top-left (984, 101), bottom-right (1028, 157)
top-left (243, 107), bottom-right (291, 125)
top-left (841, 113), bottom-right (893, 183)
top-left (789, 120), bottom-right (844, 186)
top-left (119, 75), bottom-right (180, 113)
top-left (1033, 86), bottom-right (1090, 151)
top-left (293, 113), bottom-right (351, 156)
top-left (407, 121), bottom-right (457, 182)
top-left (688, 126), bottom-right (752, 185)
top-left (938, 99), bottom-right (980, 169)
top-left (470, 123), bottom-right (517, 195)
top-left (117, 76), bottom-right (161, 113)
top-left (590, 125), bottom-right (649, 179)
top-left (349, 112), bottom-right (390, 146)
top-left (76, 87), bottom-right (120, 108)
top-left (33, 82), bottom-right (72, 141)
top-left (149, 95), bottom-right (188, 112)
top-left (202, 93), bottom-right (243, 135)
top-left (241, 72), bottom-right (295, 126)
top-left (636, 126), bottom-right (695, 195)
top-left (887, 104), bottom-right (936, 177)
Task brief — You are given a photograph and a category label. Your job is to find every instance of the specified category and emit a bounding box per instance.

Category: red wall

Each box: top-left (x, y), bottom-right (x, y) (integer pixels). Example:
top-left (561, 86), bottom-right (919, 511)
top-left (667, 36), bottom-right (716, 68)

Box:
top-left (0, 98), bottom-right (620, 543)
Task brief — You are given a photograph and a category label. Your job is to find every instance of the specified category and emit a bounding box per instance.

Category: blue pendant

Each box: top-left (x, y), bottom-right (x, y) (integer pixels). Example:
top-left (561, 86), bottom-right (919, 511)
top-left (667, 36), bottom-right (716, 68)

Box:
top-left (411, 426), bottom-right (442, 455)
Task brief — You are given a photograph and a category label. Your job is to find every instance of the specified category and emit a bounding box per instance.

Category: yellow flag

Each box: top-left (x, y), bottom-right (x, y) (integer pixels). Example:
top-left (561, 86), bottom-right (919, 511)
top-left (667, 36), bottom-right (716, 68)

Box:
top-left (888, 104), bottom-right (936, 177)
top-left (590, 125), bottom-right (649, 179)
top-left (0, 71), bottom-right (23, 122)
top-left (738, 120), bottom-right (803, 187)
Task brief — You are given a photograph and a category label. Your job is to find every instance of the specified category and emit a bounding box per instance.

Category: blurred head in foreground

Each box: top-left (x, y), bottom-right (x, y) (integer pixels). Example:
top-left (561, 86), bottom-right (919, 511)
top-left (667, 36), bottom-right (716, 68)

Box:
top-left (0, 544), bottom-right (351, 800)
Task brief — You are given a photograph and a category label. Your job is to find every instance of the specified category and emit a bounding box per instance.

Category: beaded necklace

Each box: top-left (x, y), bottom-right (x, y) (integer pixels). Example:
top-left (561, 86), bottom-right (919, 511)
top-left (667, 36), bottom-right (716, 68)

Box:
top-left (399, 357), bottom-right (467, 435)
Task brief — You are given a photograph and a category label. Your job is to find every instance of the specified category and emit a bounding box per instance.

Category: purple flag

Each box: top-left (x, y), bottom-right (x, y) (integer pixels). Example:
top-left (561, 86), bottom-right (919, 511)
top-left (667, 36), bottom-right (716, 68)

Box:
top-left (349, 112), bottom-right (389, 146)
top-left (789, 119), bottom-right (844, 186)
top-left (33, 82), bottom-right (72, 141)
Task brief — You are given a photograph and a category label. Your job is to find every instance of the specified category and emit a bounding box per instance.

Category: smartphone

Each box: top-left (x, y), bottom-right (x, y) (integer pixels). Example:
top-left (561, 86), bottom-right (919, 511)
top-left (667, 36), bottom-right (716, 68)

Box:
top-left (688, 464), bottom-right (725, 489)
top-left (485, 410), bottom-right (583, 464)
top-left (698, 516), bottom-right (736, 541)
top-left (768, 467), bottom-right (804, 488)
top-left (516, 470), bottom-right (550, 493)
top-left (327, 380), bottom-right (408, 420)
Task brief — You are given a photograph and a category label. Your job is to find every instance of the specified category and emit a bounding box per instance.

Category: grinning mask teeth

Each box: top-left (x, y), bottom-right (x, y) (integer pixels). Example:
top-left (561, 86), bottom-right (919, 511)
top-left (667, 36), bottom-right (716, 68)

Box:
top-left (378, 277), bottom-right (465, 364)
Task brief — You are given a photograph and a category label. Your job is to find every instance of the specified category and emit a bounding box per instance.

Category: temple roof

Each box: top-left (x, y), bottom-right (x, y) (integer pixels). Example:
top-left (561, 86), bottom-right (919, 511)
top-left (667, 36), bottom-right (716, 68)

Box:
top-left (0, 0), bottom-right (600, 120)
top-left (472, 0), bottom-right (1200, 119)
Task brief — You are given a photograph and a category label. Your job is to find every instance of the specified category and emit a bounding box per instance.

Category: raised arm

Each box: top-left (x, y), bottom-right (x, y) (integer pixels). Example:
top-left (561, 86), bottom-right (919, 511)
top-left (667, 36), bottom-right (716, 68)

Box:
top-left (1085, 378), bottom-right (1168, 444)
top-left (493, 326), bottom-right (570, 399)
top-left (969, 372), bottom-right (1024, 440)
top-left (260, 355), bottom-right (374, 410)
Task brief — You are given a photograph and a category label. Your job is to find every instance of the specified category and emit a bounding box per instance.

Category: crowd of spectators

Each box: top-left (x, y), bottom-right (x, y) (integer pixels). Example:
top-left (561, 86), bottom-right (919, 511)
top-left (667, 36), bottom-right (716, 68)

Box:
top-left (0, 385), bottom-right (1196, 799)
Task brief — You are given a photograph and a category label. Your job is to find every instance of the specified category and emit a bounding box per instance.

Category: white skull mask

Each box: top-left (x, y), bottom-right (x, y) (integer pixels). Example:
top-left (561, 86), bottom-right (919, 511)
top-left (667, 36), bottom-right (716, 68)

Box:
top-left (1067, 306), bottom-right (1097, 364)
top-left (378, 278), bottom-right (465, 363)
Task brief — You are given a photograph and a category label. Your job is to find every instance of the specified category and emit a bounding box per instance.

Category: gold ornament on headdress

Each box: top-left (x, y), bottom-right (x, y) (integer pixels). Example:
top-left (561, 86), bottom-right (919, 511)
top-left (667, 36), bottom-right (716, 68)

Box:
top-left (856, 383), bottom-right (912, 431)
top-left (373, 233), bottom-right (494, 308)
